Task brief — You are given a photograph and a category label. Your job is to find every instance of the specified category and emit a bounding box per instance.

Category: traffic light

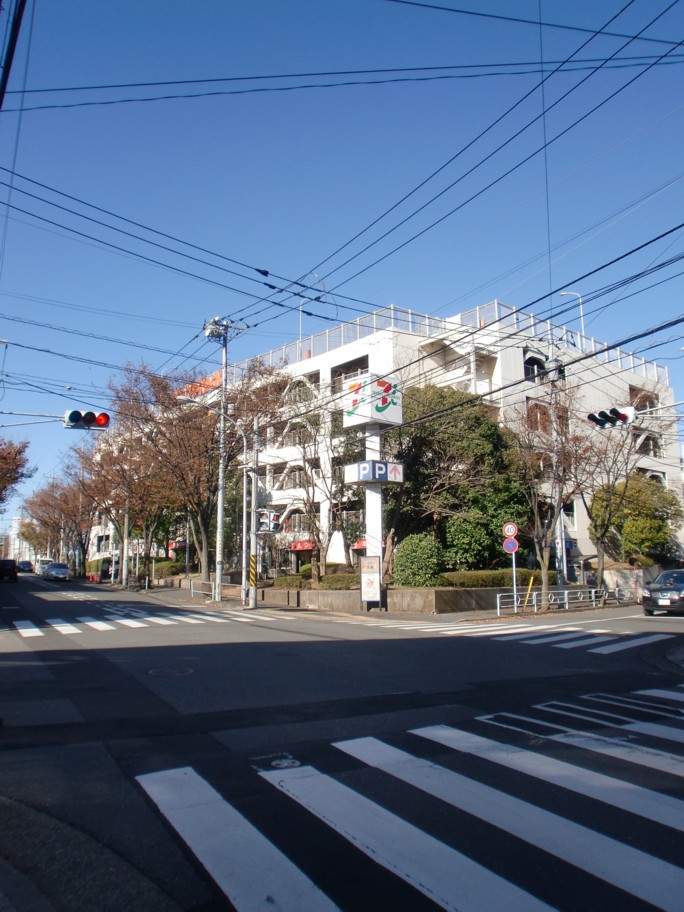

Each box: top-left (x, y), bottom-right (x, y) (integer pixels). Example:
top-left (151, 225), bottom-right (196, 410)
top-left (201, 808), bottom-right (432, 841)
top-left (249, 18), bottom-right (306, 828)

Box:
top-left (587, 406), bottom-right (635, 429)
top-left (63, 409), bottom-right (110, 430)
top-left (258, 510), bottom-right (281, 532)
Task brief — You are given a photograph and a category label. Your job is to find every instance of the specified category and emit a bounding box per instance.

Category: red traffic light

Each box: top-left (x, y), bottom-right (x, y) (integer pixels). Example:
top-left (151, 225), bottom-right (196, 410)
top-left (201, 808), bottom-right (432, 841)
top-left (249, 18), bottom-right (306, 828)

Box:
top-left (64, 409), bottom-right (111, 430)
top-left (587, 406), bottom-right (635, 429)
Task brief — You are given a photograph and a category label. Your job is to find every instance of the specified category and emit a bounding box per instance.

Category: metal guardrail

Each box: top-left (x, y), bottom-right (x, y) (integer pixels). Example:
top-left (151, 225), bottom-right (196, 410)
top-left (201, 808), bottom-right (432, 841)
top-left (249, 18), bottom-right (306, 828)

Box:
top-left (496, 587), bottom-right (625, 616)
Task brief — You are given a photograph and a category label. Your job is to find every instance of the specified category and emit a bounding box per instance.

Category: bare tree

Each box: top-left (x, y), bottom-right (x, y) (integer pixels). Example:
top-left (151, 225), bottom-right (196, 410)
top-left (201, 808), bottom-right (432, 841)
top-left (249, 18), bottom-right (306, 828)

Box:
top-left (575, 399), bottom-right (676, 586)
top-left (0, 438), bottom-right (33, 509)
top-left (507, 384), bottom-right (592, 603)
top-left (109, 362), bottom-right (286, 583)
top-left (23, 474), bottom-right (94, 572)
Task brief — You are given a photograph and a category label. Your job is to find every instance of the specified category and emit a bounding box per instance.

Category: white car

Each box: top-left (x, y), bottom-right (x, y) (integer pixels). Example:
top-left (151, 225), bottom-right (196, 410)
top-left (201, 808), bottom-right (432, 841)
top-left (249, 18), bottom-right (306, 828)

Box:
top-left (43, 562), bottom-right (70, 581)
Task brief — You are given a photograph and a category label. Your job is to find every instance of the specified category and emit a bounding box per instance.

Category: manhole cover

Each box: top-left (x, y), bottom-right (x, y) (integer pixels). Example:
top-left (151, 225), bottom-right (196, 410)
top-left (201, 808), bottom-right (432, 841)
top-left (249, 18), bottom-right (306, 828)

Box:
top-left (250, 752), bottom-right (301, 771)
top-left (147, 667), bottom-right (195, 677)
top-left (270, 758), bottom-right (301, 769)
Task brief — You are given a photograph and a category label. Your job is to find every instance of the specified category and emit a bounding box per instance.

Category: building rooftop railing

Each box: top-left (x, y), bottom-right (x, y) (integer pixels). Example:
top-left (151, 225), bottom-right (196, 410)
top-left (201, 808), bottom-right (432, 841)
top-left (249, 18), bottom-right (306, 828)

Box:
top-left (227, 300), bottom-right (667, 386)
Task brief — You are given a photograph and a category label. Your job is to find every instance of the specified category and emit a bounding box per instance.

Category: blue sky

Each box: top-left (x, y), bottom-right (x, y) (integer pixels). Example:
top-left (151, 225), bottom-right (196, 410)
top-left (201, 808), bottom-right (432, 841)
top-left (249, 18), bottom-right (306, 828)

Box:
top-left (0, 0), bottom-right (683, 523)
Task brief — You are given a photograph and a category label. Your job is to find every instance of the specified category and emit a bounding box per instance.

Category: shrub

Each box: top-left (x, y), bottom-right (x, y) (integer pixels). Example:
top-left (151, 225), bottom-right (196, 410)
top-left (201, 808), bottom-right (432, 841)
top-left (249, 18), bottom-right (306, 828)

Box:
top-left (273, 574), bottom-right (306, 590)
top-left (299, 563), bottom-right (312, 580)
top-left (319, 573), bottom-right (359, 590)
top-left (393, 534), bottom-right (445, 587)
top-left (153, 559), bottom-right (186, 579)
top-left (439, 569), bottom-right (557, 588)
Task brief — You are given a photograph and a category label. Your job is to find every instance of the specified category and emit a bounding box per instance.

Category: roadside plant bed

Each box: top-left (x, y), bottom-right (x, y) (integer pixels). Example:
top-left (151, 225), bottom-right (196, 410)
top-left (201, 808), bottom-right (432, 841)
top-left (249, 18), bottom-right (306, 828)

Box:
top-left (439, 569), bottom-right (557, 588)
top-left (319, 573), bottom-right (359, 590)
top-left (273, 572), bottom-right (360, 591)
top-left (273, 575), bottom-right (308, 590)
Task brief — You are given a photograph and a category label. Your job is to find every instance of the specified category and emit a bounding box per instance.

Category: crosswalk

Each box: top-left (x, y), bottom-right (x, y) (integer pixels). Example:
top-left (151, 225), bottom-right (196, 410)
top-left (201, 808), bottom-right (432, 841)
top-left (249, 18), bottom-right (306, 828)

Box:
top-left (138, 683), bottom-right (684, 911)
top-left (1, 595), bottom-right (286, 639)
top-left (2, 600), bottom-right (679, 656)
top-left (325, 614), bottom-right (677, 655)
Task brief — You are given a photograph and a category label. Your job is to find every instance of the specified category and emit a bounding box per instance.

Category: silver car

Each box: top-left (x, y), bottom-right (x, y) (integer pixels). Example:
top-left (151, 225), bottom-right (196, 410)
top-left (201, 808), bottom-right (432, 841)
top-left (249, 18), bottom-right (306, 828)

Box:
top-left (43, 562), bottom-right (70, 582)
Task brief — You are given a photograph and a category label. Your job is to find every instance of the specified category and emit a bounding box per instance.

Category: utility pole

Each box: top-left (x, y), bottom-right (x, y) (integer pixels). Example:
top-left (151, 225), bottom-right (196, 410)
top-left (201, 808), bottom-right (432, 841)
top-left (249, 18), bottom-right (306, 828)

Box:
top-left (204, 317), bottom-right (232, 602)
top-left (249, 416), bottom-right (259, 610)
top-left (0, 0), bottom-right (27, 112)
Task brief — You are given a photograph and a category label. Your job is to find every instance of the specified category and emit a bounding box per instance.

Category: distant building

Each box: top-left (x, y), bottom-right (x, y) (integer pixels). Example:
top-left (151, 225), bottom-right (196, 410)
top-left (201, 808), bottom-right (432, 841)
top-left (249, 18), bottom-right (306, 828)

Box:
top-left (217, 300), bottom-right (679, 578)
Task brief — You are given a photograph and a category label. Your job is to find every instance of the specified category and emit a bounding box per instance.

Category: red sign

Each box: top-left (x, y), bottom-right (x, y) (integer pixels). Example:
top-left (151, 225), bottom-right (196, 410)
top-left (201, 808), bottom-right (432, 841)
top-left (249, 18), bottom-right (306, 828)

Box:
top-left (289, 540), bottom-right (314, 551)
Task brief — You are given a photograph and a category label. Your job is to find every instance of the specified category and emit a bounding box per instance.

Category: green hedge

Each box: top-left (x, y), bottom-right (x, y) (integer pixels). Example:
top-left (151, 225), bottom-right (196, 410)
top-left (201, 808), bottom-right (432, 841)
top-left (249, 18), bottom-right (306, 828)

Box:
top-left (153, 559), bottom-right (186, 579)
top-left (439, 569), bottom-right (556, 588)
top-left (273, 574), bottom-right (307, 590)
top-left (319, 573), bottom-right (359, 590)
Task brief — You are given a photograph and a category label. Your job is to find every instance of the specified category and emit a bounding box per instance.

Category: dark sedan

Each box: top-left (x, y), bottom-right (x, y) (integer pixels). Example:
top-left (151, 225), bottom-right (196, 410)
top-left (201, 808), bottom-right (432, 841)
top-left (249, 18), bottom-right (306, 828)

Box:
top-left (643, 571), bottom-right (684, 615)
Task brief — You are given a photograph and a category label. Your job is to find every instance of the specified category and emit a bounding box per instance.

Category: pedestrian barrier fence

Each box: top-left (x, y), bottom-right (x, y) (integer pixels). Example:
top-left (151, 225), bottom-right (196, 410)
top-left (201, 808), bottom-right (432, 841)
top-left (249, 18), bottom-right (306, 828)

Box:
top-left (496, 587), bottom-right (625, 616)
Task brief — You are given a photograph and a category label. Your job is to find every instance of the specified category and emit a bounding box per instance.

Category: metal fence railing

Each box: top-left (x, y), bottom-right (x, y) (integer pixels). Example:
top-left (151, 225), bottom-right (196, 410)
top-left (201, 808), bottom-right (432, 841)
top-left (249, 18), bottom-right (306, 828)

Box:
top-left (496, 587), bottom-right (625, 616)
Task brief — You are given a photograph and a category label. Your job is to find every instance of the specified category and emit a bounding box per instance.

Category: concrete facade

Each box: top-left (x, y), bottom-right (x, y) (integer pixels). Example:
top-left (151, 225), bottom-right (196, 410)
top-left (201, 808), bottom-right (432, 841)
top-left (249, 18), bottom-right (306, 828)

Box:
top-left (223, 300), bottom-right (679, 577)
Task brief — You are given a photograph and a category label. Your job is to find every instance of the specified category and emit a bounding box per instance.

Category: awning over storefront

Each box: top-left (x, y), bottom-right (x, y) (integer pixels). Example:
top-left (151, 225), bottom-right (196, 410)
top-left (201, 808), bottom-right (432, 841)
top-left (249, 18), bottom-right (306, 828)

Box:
top-left (289, 540), bottom-right (314, 551)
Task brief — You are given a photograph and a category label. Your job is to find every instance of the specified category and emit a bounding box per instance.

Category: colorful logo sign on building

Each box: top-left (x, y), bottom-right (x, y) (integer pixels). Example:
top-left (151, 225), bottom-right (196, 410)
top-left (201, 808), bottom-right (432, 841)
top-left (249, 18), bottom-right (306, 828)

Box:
top-left (342, 374), bottom-right (403, 427)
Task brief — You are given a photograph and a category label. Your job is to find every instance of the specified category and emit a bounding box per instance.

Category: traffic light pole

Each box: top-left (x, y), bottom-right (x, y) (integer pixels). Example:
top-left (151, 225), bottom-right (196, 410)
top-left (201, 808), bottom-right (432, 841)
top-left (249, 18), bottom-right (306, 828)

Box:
top-left (214, 335), bottom-right (228, 603)
top-left (249, 416), bottom-right (259, 610)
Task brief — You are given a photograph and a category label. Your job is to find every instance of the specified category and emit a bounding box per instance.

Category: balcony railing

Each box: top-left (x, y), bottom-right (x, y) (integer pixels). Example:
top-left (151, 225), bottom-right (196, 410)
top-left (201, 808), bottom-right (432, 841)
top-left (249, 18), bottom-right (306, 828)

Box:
top-left (223, 302), bottom-right (667, 386)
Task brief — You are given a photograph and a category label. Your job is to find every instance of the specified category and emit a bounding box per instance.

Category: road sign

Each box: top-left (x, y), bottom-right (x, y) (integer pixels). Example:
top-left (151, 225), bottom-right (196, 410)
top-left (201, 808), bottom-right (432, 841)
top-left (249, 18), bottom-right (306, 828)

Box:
top-left (503, 537), bottom-right (519, 554)
top-left (502, 522), bottom-right (518, 538)
top-left (344, 461), bottom-right (404, 484)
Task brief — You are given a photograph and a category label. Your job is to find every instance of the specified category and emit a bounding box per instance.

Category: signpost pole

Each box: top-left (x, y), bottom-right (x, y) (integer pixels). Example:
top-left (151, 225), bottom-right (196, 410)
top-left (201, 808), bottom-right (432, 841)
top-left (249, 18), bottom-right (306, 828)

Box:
top-left (512, 549), bottom-right (518, 611)
top-left (365, 423), bottom-right (383, 570)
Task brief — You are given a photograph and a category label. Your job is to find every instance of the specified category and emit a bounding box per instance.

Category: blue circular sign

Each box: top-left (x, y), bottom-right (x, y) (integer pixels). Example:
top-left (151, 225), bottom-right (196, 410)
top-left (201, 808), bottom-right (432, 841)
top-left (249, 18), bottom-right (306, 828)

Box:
top-left (503, 537), bottom-right (519, 554)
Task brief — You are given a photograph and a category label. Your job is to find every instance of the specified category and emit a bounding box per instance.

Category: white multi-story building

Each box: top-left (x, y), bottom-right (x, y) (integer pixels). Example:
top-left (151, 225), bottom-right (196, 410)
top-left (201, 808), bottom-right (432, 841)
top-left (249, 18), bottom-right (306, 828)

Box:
top-left (225, 300), bottom-right (679, 577)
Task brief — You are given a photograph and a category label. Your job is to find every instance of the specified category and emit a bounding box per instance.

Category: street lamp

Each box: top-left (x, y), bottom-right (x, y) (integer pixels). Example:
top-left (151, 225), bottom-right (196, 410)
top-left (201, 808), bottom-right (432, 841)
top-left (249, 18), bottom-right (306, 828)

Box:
top-left (177, 393), bottom-right (250, 606)
top-left (560, 291), bottom-right (585, 341)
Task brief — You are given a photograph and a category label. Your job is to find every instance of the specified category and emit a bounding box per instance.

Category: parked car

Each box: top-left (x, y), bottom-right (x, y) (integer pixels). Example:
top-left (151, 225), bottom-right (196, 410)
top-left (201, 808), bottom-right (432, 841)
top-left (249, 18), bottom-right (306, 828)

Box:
top-left (0, 559), bottom-right (17, 582)
top-left (17, 561), bottom-right (33, 573)
top-left (643, 571), bottom-right (684, 615)
top-left (43, 562), bottom-right (70, 582)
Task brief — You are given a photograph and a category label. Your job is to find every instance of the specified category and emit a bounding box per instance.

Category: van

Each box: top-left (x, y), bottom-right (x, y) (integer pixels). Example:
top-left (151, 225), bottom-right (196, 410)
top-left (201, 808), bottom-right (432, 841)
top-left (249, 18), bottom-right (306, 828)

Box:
top-left (0, 560), bottom-right (17, 582)
top-left (37, 558), bottom-right (52, 575)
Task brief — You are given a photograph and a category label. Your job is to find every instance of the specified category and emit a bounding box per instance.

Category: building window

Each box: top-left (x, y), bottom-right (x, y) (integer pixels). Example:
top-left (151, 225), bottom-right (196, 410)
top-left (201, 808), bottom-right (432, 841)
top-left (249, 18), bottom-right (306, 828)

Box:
top-left (286, 512), bottom-right (311, 533)
top-left (524, 355), bottom-right (547, 384)
top-left (562, 501), bottom-right (576, 530)
top-left (636, 434), bottom-right (662, 458)
top-left (526, 399), bottom-right (551, 432)
top-left (331, 355), bottom-right (369, 393)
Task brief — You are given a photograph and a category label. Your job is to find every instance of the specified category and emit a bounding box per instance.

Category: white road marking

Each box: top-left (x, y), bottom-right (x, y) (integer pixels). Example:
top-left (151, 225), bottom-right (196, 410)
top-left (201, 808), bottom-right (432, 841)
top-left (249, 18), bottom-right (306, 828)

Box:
top-left (413, 725), bottom-right (684, 832)
top-left (554, 634), bottom-right (623, 649)
top-left (159, 614), bottom-right (204, 624)
top-left (261, 764), bottom-right (553, 912)
top-left (187, 613), bottom-right (229, 623)
top-left (335, 737), bottom-right (684, 912)
top-left (12, 620), bottom-right (43, 637)
top-left (103, 616), bottom-right (148, 628)
top-left (636, 688), bottom-right (684, 703)
top-left (137, 767), bottom-right (341, 912)
top-left (45, 619), bottom-right (81, 634)
top-left (589, 633), bottom-right (674, 653)
top-left (76, 616), bottom-right (116, 631)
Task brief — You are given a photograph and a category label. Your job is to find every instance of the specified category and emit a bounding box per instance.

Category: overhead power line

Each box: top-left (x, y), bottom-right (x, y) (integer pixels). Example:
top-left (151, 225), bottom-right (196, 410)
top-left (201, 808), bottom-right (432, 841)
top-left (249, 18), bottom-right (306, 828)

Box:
top-left (380, 0), bottom-right (682, 47)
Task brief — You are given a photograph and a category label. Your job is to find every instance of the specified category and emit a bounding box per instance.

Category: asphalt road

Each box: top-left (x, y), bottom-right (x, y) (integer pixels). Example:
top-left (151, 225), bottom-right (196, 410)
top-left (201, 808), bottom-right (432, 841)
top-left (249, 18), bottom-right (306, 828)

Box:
top-left (1, 575), bottom-right (683, 911)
